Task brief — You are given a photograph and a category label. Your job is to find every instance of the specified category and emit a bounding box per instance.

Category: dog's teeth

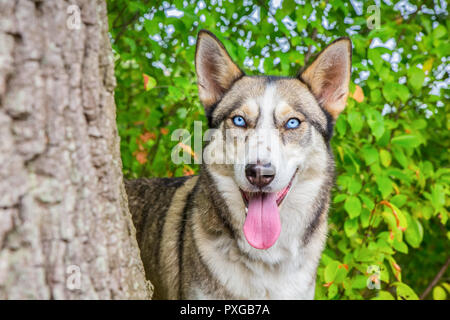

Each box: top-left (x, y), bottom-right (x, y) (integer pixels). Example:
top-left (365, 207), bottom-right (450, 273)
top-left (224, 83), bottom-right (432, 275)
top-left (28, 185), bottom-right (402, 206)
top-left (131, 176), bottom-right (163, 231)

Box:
top-left (245, 207), bottom-right (248, 213)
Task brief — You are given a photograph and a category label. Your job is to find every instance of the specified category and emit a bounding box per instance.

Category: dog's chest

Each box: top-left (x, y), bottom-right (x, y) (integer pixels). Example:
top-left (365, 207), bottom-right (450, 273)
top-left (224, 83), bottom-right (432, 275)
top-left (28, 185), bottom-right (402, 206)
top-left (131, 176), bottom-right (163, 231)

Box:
top-left (239, 262), bottom-right (316, 299)
top-left (191, 238), bottom-right (319, 300)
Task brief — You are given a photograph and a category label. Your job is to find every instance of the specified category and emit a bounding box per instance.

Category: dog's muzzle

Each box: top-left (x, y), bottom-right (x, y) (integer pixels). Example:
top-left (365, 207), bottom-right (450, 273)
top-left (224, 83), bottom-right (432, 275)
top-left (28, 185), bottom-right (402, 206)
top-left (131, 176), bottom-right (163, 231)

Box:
top-left (245, 162), bottom-right (276, 188)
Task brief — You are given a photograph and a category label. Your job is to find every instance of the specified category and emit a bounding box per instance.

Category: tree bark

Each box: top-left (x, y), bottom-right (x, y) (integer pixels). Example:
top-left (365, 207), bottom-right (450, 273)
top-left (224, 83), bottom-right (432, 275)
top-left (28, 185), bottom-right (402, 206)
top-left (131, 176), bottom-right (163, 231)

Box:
top-left (0, 0), bottom-right (152, 299)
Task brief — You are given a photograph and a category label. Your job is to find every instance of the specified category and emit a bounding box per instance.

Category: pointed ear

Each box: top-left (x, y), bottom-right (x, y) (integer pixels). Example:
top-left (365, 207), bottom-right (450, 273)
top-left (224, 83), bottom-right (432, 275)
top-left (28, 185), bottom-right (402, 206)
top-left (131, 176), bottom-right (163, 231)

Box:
top-left (299, 38), bottom-right (352, 119)
top-left (195, 30), bottom-right (244, 109)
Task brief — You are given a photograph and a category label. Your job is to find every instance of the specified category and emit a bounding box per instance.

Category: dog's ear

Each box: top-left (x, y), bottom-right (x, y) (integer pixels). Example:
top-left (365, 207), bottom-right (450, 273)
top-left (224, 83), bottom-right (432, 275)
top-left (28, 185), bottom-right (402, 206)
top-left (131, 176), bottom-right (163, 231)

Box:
top-left (195, 30), bottom-right (244, 109)
top-left (299, 38), bottom-right (352, 119)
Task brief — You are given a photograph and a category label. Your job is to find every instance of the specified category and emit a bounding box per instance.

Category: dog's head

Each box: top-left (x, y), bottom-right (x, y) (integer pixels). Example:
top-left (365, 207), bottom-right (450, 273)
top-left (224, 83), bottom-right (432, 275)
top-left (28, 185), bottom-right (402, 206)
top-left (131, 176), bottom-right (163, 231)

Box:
top-left (195, 30), bottom-right (351, 250)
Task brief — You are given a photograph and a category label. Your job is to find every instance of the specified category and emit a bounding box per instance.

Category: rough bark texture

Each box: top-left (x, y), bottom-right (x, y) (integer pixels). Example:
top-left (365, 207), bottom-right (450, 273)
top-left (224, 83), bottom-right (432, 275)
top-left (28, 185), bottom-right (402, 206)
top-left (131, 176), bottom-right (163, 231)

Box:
top-left (0, 0), bottom-right (152, 299)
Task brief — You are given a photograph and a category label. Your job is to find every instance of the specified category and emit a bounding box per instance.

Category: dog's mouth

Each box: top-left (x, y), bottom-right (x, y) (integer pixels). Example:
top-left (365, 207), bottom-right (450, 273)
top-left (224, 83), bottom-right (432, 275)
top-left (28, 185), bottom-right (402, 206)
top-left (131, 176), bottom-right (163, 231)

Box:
top-left (239, 170), bottom-right (297, 250)
top-left (240, 173), bottom-right (295, 209)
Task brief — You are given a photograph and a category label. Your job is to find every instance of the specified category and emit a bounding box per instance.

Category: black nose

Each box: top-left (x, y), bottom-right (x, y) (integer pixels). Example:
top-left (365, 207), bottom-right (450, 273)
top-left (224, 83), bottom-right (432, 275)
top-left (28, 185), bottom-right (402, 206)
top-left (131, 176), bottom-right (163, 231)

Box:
top-left (245, 163), bottom-right (275, 188)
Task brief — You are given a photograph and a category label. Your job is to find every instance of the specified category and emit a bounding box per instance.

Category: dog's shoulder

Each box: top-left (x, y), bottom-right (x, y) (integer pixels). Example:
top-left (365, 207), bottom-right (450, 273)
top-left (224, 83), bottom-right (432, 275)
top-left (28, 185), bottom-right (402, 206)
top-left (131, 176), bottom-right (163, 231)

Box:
top-left (125, 176), bottom-right (195, 242)
top-left (125, 176), bottom-right (193, 208)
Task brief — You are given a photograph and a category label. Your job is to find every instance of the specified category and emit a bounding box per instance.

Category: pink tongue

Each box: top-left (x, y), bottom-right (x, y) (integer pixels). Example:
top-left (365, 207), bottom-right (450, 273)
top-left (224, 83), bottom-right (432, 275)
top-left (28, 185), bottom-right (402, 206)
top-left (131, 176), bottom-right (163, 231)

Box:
top-left (243, 193), bottom-right (281, 249)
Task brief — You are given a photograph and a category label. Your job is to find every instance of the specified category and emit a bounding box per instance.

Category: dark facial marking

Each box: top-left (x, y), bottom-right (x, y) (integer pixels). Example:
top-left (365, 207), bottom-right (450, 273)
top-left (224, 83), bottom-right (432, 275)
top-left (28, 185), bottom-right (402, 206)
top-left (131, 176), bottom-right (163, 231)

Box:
top-left (178, 183), bottom-right (198, 298)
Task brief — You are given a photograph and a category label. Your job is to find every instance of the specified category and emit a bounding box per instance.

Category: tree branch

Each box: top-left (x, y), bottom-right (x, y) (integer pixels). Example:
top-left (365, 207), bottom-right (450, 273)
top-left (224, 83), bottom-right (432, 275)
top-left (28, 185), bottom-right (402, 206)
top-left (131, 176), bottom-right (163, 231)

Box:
top-left (304, 29), bottom-right (318, 62)
top-left (113, 0), bottom-right (153, 43)
top-left (114, 11), bottom-right (141, 43)
top-left (420, 257), bottom-right (450, 300)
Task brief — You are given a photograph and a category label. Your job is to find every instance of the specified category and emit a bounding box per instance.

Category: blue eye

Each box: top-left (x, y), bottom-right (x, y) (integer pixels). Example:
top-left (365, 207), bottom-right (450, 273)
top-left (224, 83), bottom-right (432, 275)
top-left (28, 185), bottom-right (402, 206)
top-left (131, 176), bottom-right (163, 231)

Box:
top-left (232, 116), bottom-right (247, 127)
top-left (285, 118), bottom-right (300, 129)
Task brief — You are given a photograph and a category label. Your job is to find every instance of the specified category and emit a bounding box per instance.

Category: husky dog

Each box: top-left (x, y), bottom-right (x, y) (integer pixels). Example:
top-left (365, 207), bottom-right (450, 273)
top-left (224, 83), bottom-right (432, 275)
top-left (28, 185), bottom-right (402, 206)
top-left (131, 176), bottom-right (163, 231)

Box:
top-left (125, 30), bottom-right (352, 299)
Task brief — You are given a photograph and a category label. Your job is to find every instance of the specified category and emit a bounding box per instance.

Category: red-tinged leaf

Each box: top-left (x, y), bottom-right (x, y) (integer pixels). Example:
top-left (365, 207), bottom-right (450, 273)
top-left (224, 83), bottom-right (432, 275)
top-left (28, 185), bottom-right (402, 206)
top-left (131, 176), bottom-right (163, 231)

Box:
top-left (178, 142), bottom-right (198, 161)
top-left (143, 73), bottom-right (148, 87)
top-left (143, 73), bottom-right (156, 91)
top-left (135, 137), bottom-right (145, 151)
top-left (134, 150), bottom-right (148, 164)
top-left (352, 85), bottom-right (364, 103)
top-left (389, 231), bottom-right (395, 240)
top-left (140, 131), bottom-right (156, 143)
top-left (380, 200), bottom-right (406, 232)
top-left (183, 166), bottom-right (195, 176)
top-left (393, 262), bottom-right (401, 272)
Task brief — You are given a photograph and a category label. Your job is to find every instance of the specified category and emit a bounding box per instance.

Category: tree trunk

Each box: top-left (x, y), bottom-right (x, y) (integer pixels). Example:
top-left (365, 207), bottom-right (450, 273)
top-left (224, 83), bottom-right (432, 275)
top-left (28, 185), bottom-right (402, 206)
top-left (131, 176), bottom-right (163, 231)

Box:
top-left (0, 0), bottom-right (152, 299)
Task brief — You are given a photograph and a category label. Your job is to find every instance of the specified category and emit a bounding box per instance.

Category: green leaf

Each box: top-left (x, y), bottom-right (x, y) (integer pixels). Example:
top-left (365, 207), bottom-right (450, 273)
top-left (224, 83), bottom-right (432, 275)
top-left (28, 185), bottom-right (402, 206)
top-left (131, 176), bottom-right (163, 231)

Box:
top-left (433, 24), bottom-right (447, 40)
top-left (347, 111), bottom-right (363, 133)
top-left (379, 149), bottom-right (392, 167)
top-left (348, 179), bottom-right (362, 194)
top-left (344, 196), bottom-right (362, 218)
top-left (324, 260), bottom-right (340, 283)
top-left (407, 67), bottom-right (425, 91)
top-left (396, 84), bottom-right (411, 103)
top-left (372, 291), bottom-right (395, 300)
top-left (335, 265), bottom-right (349, 283)
top-left (376, 128), bottom-right (391, 146)
top-left (327, 283), bottom-right (338, 299)
top-left (405, 216), bottom-right (423, 248)
top-left (333, 194), bottom-right (347, 203)
top-left (370, 88), bottom-right (382, 103)
top-left (412, 119), bottom-right (427, 129)
top-left (392, 146), bottom-right (408, 168)
top-left (351, 275), bottom-right (368, 289)
top-left (168, 86), bottom-right (183, 99)
top-left (344, 218), bottom-right (358, 237)
top-left (382, 82), bottom-right (397, 102)
top-left (376, 176), bottom-right (393, 199)
top-left (366, 109), bottom-right (385, 139)
top-left (354, 247), bottom-right (375, 262)
top-left (143, 74), bottom-right (157, 91)
top-left (393, 240), bottom-right (408, 254)
top-left (393, 282), bottom-right (419, 300)
top-left (281, 0), bottom-right (296, 14)
top-left (391, 135), bottom-right (421, 148)
top-left (336, 115), bottom-right (347, 136)
top-left (380, 83), bottom-right (409, 102)
top-left (144, 19), bottom-right (159, 35)
top-left (433, 286), bottom-right (447, 300)
top-left (362, 146), bottom-right (379, 166)
top-left (359, 194), bottom-right (375, 211)
top-left (430, 184), bottom-right (446, 211)
top-left (360, 208), bottom-right (371, 228)
top-left (370, 120), bottom-right (385, 140)
top-left (390, 194), bottom-right (407, 208)
top-left (368, 47), bottom-right (386, 72)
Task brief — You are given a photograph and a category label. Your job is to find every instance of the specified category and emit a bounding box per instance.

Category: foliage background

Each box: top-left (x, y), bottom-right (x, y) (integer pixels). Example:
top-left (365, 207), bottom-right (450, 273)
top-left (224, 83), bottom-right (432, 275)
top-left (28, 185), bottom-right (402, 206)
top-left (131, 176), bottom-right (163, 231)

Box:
top-left (107, 0), bottom-right (449, 300)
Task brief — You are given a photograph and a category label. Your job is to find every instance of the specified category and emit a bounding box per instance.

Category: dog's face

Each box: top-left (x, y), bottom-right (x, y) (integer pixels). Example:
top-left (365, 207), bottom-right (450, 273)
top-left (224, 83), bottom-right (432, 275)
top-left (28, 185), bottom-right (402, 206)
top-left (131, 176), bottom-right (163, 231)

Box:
top-left (195, 30), bottom-right (351, 250)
